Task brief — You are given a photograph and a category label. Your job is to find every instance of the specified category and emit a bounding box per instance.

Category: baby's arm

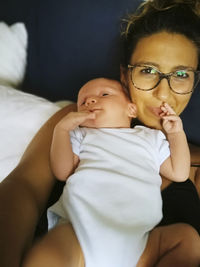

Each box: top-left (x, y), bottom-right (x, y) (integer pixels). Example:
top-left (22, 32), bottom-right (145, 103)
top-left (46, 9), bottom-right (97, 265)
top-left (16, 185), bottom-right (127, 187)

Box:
top-left (50, 111), bottom-right (95, 181)
top-left (159, 103), bottom-right (190, 182)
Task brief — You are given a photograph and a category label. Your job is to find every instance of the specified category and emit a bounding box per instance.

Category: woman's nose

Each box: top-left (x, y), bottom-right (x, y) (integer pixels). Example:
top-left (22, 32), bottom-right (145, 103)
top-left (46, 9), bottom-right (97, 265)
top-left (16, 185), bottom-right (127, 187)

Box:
top-left (153, 78), bottom-right (171, 101)
top-left (85, 97), bottom-right (97, 106)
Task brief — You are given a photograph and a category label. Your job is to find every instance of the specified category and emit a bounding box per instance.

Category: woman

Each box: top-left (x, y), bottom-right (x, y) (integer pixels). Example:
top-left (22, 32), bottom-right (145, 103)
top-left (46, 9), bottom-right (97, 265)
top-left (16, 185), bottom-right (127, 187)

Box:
top-left (120, 0), bottom-right (200, 234)
top-left (0, 0), bottom-right (200, 266)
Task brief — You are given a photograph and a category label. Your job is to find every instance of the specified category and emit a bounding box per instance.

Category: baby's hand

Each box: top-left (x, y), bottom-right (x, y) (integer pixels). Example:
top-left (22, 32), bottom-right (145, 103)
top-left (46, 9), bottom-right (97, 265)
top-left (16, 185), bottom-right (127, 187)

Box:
top-left (55, 111), bottom-right (96, 132)
top-left (160, 102), bottom-right (183, 134)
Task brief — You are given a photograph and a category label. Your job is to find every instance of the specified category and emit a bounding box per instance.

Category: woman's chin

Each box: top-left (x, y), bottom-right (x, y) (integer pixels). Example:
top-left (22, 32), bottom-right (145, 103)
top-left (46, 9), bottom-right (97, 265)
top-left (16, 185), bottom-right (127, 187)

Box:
top-left (142, 119), bottom-right (162, 130)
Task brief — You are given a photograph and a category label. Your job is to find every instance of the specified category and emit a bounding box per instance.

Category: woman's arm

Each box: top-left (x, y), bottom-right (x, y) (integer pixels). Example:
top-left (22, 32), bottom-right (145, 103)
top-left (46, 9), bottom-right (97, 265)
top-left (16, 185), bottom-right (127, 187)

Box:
top-left (188, 143), bottom-right (200, 197)
top-left (161, 143), bottom-right (200, 191)
top-left (189, 143), bottom-right (200, 166)
top-left (0, 103), bottom-right (77, 267)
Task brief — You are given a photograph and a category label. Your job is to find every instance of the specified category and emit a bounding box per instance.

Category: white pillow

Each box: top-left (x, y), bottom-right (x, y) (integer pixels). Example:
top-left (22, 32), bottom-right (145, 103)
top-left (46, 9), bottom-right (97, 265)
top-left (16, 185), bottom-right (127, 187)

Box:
top-left (0, 22), bottom-right (27, 87)
top-left (0, 85), bottom-right (60, 182)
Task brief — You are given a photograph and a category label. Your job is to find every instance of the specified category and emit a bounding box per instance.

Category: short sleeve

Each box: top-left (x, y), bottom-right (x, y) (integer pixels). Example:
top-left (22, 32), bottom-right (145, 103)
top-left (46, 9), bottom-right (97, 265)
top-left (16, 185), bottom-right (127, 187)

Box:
top-left (69, 127), bottom-right (84, 156)
top-left (155, 130), bottom-right (170, 166)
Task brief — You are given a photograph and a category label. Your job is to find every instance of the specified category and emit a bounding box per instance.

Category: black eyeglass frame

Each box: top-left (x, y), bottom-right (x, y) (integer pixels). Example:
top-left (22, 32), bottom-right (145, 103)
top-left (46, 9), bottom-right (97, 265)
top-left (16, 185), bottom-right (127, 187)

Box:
top-left (127, 64), bottom-right (200, 95)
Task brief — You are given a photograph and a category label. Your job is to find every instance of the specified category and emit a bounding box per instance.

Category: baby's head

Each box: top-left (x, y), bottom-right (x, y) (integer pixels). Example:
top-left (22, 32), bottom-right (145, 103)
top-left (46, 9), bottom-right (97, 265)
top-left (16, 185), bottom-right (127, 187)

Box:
top-left (77, 78), bottom-right (137, 128)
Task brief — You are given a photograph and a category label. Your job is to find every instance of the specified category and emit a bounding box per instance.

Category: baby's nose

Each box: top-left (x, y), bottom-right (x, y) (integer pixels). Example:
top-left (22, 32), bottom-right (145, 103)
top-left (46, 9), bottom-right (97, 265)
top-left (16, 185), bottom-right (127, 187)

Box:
top-left (85, 97), bottom-right (97, 105)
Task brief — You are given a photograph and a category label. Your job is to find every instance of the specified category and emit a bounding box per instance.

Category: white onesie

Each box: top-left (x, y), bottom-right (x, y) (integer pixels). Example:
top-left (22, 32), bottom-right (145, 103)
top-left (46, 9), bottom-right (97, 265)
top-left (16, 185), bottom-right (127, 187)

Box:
top-left (48, 126), bottom-right (170, 267)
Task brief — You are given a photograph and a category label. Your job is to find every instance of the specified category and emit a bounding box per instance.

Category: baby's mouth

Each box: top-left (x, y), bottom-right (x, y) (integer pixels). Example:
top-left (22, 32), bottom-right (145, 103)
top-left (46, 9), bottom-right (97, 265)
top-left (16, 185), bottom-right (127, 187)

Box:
top-left (89, 108), bottom-right (101, 112)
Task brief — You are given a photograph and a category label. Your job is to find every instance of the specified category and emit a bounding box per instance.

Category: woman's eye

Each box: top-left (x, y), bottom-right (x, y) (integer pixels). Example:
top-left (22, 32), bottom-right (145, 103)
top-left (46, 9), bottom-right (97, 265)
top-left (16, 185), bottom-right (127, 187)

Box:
top-left (141, 67), bottom-right (157, 75)
top-left (102, 93), bottom-right (109, 96)
top-left (175, 70), bottom-right (189, 79)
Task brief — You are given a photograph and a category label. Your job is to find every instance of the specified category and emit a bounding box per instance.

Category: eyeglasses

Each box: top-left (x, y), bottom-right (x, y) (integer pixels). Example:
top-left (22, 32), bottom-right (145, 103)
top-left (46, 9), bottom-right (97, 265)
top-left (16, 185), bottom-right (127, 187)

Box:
top-left (127, 64), bottom-right (200, 95)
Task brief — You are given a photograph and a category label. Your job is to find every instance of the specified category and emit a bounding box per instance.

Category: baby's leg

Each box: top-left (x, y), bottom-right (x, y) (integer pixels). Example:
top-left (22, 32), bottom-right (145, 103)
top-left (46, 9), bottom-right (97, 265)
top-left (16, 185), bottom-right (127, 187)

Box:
top-left (22, 223), bottom-right (84, 267)
top-left (137, 223), bottom-right (200, 267)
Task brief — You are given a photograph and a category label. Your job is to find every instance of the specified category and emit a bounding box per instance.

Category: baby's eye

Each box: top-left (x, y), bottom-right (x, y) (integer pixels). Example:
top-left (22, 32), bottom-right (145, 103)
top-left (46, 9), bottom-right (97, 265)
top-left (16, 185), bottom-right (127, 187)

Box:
top-left (102, 93), bottom-right (109, 96)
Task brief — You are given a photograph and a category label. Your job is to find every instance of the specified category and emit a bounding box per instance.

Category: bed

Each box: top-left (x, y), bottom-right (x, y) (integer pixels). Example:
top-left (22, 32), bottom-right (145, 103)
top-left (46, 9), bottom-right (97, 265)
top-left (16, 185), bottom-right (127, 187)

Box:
top-left (0, 0), bottom-right (200, 236)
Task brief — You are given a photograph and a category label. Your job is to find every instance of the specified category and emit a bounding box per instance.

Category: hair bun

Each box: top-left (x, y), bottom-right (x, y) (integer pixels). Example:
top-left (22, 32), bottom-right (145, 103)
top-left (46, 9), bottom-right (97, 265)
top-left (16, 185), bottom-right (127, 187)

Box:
top-left (142, 0), bottom-right (200, 16)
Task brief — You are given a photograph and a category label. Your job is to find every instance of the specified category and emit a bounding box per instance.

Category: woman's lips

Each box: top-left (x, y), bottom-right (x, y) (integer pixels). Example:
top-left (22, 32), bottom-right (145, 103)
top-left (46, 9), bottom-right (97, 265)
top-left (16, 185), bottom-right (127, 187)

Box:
top-left (148, 106), bottom-right (163, 117)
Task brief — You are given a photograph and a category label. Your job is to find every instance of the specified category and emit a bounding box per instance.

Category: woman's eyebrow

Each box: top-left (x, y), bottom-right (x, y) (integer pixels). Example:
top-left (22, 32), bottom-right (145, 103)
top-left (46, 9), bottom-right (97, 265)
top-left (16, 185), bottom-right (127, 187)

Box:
top-left (172, 65), bottom-right (195, 71)
top-left (133, 61), bottom-right (160, 68)
top-left (133, 61), bottom-right (195, 71)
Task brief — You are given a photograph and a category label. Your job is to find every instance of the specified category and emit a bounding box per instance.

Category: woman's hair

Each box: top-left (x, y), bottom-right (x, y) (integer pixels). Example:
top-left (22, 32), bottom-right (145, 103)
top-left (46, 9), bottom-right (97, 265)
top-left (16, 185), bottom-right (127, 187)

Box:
top-left (120, 0), bottom-right (200, 69)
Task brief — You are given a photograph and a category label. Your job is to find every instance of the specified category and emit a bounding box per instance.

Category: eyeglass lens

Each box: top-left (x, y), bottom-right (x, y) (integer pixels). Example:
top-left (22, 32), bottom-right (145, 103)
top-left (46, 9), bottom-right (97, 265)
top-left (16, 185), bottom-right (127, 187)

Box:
top-left (131, 66), bottom-right (197, 94)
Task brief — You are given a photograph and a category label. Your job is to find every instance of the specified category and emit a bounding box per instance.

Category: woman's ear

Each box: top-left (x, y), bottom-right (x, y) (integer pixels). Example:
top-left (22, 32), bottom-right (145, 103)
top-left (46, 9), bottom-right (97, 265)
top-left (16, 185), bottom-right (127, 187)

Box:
top-left (120, 65), bottom-right (128, 88)
top-left (128, 103), bottom-right (137, 118)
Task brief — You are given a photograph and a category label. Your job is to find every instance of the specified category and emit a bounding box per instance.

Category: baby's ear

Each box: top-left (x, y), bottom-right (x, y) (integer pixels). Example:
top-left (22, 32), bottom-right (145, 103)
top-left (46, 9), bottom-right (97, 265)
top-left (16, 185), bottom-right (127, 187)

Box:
top-left (128, 103), bottom-right (137, 118)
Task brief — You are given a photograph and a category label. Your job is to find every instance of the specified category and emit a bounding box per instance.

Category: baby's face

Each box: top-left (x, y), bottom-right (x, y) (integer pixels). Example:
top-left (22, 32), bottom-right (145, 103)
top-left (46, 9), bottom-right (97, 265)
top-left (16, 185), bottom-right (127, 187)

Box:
top-left (77, 78), bottom-right (136, 128)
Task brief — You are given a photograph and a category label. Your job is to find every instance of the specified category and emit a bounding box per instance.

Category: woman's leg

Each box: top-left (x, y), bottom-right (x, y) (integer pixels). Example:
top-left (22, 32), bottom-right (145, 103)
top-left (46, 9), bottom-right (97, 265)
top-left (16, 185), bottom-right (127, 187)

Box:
top-left (22, 223), bottom-right (84, 267)
top-left (159, 179), bottom-right (200, 235)
top-left (137, 223), bottom-right (200, 267)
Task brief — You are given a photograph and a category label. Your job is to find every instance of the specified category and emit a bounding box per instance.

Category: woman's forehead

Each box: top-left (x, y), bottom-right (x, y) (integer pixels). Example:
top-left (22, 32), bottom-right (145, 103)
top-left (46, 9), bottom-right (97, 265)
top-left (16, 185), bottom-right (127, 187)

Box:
top-left (130, 32), bottom-right (198, 71)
